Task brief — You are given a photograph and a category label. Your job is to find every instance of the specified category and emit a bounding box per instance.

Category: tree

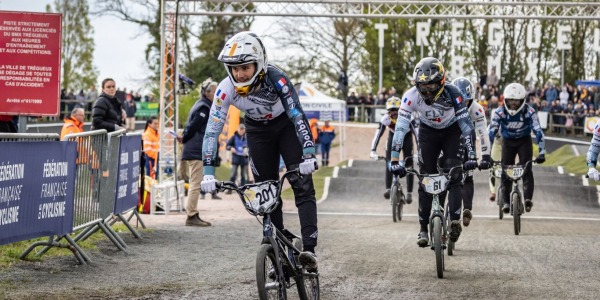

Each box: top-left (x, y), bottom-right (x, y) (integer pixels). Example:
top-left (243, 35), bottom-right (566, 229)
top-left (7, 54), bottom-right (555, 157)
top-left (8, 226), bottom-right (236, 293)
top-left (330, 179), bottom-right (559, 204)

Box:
top-left (47, 0), bottom-right (98, 92)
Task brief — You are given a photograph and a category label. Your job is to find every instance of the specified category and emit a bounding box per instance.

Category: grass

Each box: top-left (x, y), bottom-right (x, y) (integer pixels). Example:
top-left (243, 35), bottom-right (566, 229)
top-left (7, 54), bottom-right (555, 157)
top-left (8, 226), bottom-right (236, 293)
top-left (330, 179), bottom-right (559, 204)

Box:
top-left (0, 224), bottom-right (134, 269)
top-left (543, 144), bottom-right (589, 175)
top-left (280, 161), bottom-right (342, 201)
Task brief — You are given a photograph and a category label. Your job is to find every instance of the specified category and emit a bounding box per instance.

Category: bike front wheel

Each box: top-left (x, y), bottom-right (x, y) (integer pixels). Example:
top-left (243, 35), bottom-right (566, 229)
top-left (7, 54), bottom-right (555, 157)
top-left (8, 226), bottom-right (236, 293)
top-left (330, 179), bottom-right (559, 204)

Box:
top-left (296, 272), bottom-right (320, 300)
top-left (433, 217), bottom-right (444, 278)
top-left (391, 188), bottom-right (399, 222)
top-left (256, 244), bottom-right (287, 300)
top-left (512, 193), bottom-right (521, 235)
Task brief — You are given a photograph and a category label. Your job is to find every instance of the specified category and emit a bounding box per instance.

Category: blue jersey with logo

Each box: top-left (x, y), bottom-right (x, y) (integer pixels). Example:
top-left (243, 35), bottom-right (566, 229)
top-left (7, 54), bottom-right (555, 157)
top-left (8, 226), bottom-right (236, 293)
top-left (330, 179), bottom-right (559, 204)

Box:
top-left (488, 104), bottom-right (545, 154)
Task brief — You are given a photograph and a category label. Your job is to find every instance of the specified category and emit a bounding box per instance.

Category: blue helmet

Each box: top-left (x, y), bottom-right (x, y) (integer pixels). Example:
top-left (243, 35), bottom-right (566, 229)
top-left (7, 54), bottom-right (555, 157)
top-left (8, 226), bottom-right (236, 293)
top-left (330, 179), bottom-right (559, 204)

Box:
top-left (451, 77), bottom-right (474, 107)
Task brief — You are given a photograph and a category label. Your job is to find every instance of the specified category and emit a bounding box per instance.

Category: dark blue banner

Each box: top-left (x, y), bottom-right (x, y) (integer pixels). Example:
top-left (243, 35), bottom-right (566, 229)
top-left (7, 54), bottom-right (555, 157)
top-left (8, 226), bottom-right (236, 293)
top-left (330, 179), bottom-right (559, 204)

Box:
top-left (0, 142), bottom-right (76, 246)
top-left (114, 135), bottom-right (141, 214)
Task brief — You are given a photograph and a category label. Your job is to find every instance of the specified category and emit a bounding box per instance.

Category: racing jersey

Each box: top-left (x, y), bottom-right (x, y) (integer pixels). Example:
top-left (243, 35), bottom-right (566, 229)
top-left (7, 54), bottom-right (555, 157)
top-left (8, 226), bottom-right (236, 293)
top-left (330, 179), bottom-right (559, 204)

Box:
top-left (391, 85), bottom-right (476, 160)
top-left (371, 114), bottom-right (416, 152)
top-left (202, 65), bottom-right (315, 175)
top-left (487, 104), bottom-right (545, 155)
top-left (468, 101), bottom-right (491, 156)
top-left (586, 123), bottom-right (600, 167)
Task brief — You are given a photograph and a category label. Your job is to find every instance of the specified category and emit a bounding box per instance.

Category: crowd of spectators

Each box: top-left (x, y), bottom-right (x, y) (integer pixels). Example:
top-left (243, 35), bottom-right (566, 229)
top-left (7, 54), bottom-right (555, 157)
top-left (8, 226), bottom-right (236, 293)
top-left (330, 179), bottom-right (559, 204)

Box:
top-left (58, 86), bottom-right (155, 120)
top-left (345, 74), bottom-right (600, 137)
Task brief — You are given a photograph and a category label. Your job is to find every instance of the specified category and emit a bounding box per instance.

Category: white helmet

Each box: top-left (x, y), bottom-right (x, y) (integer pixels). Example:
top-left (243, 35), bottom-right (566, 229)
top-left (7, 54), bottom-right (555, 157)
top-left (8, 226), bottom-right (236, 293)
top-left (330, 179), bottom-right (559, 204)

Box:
top-left (218, 31), bottom-right (268, 96)
top-left (503, 83), bottom-right (527, 116)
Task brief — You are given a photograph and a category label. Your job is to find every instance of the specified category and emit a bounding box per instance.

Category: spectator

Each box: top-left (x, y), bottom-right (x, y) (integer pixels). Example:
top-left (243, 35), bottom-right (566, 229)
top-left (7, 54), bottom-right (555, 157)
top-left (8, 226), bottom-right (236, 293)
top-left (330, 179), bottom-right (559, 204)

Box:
top-left (142, 116), bottom-right (159, 179)
top-left (593, 86), bottom-right (600, 110)
top-left (347, 91), bottom-right (358, 121)
top-left (486, 68), bottom-right (499, 88)
top-left (92, 78), bottom-right (125, 132)
top-left (573, 101), bottom-right (587, 135)
top-left (545, 82), bottom-right (558, 103)
top-left (60, 107), bottom-right (85, 140)
top-left (309, 118), bottom-right (321, 155)
top-left (226, 124), bottom-right (249, 191)
top-left (559, 86), bottom-right (570, 108)
top-left (178, 78), bottom-right (221, 220)
top-left (124, 94), bottom-right (137, 132)
top-left (479, 70), bottom-right (487, 88)
top-left (76, 89), bottom-right (87, 110)
top-left (550, 100), bottom-right (564, 133)
top-left (319, 120), bottom-right (336, 166)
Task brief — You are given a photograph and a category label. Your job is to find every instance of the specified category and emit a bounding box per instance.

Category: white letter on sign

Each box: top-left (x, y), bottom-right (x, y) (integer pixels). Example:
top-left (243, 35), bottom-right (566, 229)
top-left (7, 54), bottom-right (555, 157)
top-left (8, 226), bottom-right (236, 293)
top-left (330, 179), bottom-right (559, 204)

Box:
top-left (526, 24), bottom-right (541, 49)
top-left (557, 25), bottom-right (572, 50)
top-left (451, 22), bottom-right (465, 47)
top-left (525, 54), bottom-right (539, 82)
top-left (488, 21), bottom-right (503, 47)
top-left (416, 22), bottom-right (430, 47)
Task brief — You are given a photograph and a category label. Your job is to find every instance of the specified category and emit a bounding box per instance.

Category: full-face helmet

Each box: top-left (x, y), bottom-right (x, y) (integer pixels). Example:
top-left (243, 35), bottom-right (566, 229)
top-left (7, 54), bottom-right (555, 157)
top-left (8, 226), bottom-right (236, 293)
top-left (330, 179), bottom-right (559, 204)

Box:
top-left (503, 83), bottom-right (527, 116)
top-left (413, 57), bottom-right (446, 105)
top-left (217, 31), bottom-right (267, 96)
top-left (451, 77), bottom-right (475, 107)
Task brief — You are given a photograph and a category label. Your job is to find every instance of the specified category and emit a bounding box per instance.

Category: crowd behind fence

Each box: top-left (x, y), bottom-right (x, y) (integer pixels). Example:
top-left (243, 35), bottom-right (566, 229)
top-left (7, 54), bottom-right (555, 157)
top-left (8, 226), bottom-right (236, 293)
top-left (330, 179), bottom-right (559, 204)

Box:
top-left (0, 129), bottom-right (145, 265)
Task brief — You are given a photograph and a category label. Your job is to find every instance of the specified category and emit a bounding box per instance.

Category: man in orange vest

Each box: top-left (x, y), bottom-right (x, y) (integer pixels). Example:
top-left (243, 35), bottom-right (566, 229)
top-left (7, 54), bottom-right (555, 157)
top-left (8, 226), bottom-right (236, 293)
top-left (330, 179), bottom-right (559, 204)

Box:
top-left (319, 120), bottom-right (336, 166)
top-left (60, 107), bottom-right (85, 139)
top-left (309, 118), bottom-right (321, 155)
top-left (143, 116), bottom-right (160, 179)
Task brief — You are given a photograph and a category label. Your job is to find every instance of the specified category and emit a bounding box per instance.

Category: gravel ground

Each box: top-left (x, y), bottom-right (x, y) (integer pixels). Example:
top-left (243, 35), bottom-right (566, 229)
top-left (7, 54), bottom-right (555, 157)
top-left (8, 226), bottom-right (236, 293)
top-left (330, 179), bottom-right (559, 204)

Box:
top-left (3, 124), bottom-right (600, 300)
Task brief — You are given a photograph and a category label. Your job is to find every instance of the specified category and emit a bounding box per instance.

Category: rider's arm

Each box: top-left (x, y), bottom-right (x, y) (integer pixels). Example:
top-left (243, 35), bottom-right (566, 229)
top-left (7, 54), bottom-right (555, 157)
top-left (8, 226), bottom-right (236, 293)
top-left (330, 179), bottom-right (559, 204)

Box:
top-left (391, 94), bottom-right (415, 161)
top-left (470, 102), bottom-right (491, 156)
top-left (270, 69), bottom-right (316, 156)
top-left (487, 108), bottom-right (502, 149)
top-left (371, 115), bottom-right (389, 152)
top-left (527, 106), bottom-right (546, 155)
top-left (452, 93), bottom-right (477, 159)
top-left (586, 125), bottom-right (600, 167)
top-left (202, 82), bottom-right (231, 176)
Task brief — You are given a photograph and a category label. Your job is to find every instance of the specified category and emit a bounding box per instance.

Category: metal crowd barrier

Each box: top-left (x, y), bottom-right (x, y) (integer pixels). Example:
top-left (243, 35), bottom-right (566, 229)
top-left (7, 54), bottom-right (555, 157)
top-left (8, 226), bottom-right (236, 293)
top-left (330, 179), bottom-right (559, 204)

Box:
top-left (0, 133), bottom-right (90, 264)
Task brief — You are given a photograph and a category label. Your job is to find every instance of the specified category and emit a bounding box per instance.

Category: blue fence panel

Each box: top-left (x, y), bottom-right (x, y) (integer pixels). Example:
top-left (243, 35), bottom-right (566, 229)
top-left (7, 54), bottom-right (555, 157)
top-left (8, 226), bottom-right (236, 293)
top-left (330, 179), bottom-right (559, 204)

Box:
top-left (114, 135), bottom-right (141, 214)
top-left (0, 141), bottom-right (76, 246)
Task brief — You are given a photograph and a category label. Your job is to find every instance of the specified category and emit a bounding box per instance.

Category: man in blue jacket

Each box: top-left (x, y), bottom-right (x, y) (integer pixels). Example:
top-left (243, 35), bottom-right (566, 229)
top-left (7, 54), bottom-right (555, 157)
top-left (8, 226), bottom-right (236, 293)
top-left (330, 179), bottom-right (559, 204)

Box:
top-left (225, 124), bottom-right (249, 192)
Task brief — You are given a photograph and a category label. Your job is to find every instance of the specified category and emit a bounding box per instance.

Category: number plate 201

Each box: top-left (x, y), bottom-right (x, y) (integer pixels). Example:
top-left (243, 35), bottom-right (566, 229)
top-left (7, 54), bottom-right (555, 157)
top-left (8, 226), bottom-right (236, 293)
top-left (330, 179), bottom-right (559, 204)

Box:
top-left (243, 182), bottom-right (278, 213)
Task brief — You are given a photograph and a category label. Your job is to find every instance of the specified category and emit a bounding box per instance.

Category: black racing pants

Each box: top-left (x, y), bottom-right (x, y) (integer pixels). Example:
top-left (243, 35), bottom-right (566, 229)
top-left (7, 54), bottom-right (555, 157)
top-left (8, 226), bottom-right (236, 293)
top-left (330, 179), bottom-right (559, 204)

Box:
top-left (245, 114), bottom-right (318, 249)
top-left (501, 136), bottom-right (534, 203)
top-left (418, 123), bottom-right (464, 231)
top-left (385, 131), bottom-right (414, 193)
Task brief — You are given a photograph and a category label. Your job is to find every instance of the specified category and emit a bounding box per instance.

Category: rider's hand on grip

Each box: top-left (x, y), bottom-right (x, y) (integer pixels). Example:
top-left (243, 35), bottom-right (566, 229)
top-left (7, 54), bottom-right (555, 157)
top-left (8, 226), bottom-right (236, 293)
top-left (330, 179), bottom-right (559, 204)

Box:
top-left (478, 155), bottom-right (492, 170)
top-left (369, 151), bottom-right (378, 161)
top-left (464, 160), bottom-right (478, 171)
top-left (300, 154), bottom-right (318, 175)
top-left (389, 161), bottom-right (406, 177)
top-left (534, 154), bottom-right (545, 164)
top-left (588, 168), bottom-right (600, 181)
top-left (201, 175), bottom-right (217, 193)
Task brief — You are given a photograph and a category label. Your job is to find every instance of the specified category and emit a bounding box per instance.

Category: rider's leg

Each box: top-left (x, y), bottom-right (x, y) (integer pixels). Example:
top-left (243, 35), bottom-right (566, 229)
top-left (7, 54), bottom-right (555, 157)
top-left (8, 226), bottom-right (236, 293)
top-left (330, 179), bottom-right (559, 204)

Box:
top-left (384, 133), bottom-right (393, 198)
top-left (440, 124), bottom-right (464, 223)
top-left (517, 136), bottom-right (534, 210)
top-left (279, 122), bottom-right (318, 253)
top-left (501, 138), bottom-right (519, 211)
top-left (417, 124), bottom-right (443, 232)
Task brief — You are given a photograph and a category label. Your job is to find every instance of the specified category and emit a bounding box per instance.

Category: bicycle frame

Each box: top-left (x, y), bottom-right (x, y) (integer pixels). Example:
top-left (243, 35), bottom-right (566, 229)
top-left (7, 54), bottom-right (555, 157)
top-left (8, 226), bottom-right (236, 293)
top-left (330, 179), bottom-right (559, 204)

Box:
top-left (217, 170), bottom-right (317, 290)
top-left (503, 160), bottom-right (533, 215)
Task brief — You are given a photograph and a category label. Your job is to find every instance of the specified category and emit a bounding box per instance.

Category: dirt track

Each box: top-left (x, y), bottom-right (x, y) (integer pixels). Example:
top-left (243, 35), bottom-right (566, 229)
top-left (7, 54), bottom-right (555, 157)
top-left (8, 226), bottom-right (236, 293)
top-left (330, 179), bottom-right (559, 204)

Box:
top-left (2, 124), bottom-right (600, 300)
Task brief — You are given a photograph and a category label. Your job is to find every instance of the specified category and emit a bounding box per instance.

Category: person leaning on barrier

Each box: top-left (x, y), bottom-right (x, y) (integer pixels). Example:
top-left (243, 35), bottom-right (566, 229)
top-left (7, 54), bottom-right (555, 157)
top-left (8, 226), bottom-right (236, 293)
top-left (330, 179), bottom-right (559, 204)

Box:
top-left (91, 78), bottom-right (125, 132)
top-left (176, 78), bottom-right (220, 227)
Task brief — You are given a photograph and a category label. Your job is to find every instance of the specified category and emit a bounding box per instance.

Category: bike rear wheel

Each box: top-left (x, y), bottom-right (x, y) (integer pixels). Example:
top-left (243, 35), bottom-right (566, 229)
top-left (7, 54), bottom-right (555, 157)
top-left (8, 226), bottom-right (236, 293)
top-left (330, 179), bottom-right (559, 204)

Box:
top-left (497, 185), bottom-right (503, 220)
top-left (512, 193), bottom-right (521, 235)
top-left (433, 217), bottom-right (444, 278)
top-left (256, 244), bottom-right (287, 300)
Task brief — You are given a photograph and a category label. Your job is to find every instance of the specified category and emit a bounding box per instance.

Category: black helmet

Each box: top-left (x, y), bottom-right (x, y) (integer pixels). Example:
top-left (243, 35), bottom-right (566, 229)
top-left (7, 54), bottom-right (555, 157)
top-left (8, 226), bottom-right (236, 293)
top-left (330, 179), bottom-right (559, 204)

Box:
top-left (413, 57), bottom-right (446, 105)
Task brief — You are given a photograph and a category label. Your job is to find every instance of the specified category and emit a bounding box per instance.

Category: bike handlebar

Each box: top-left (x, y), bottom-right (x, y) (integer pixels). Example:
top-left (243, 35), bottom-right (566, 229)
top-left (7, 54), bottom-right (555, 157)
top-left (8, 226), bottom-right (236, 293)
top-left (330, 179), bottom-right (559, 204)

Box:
top-left (405, 165), bottom-right (463, 180)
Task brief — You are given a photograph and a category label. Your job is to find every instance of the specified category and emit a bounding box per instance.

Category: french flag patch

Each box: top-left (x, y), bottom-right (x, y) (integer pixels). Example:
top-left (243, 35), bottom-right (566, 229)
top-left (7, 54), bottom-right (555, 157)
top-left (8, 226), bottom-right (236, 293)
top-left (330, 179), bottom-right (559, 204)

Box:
top-left (216, 89), bottom-right (226, 100)
top-left (276, 78), bottom-right (287, 89)
top-left (454, 96), bottom-right (462, 105)
top-left (403, 97), bottom-right (411, 106)
top-left (475, 108), bottom-right (483, 116)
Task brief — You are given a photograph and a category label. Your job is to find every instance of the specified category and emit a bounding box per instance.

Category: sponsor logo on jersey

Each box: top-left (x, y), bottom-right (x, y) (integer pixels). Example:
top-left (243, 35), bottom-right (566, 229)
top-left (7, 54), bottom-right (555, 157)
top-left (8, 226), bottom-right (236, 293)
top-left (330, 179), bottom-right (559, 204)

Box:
top-left (506, 122), bottom-right (523, 129)
top-left (282, 85), bottom-right (289, 94)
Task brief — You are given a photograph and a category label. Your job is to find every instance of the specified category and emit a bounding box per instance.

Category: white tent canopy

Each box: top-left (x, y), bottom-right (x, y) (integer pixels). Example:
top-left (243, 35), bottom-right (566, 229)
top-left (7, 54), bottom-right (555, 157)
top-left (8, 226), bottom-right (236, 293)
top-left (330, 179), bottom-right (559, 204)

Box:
top-left (294, 82), bottom-right (347, 162)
